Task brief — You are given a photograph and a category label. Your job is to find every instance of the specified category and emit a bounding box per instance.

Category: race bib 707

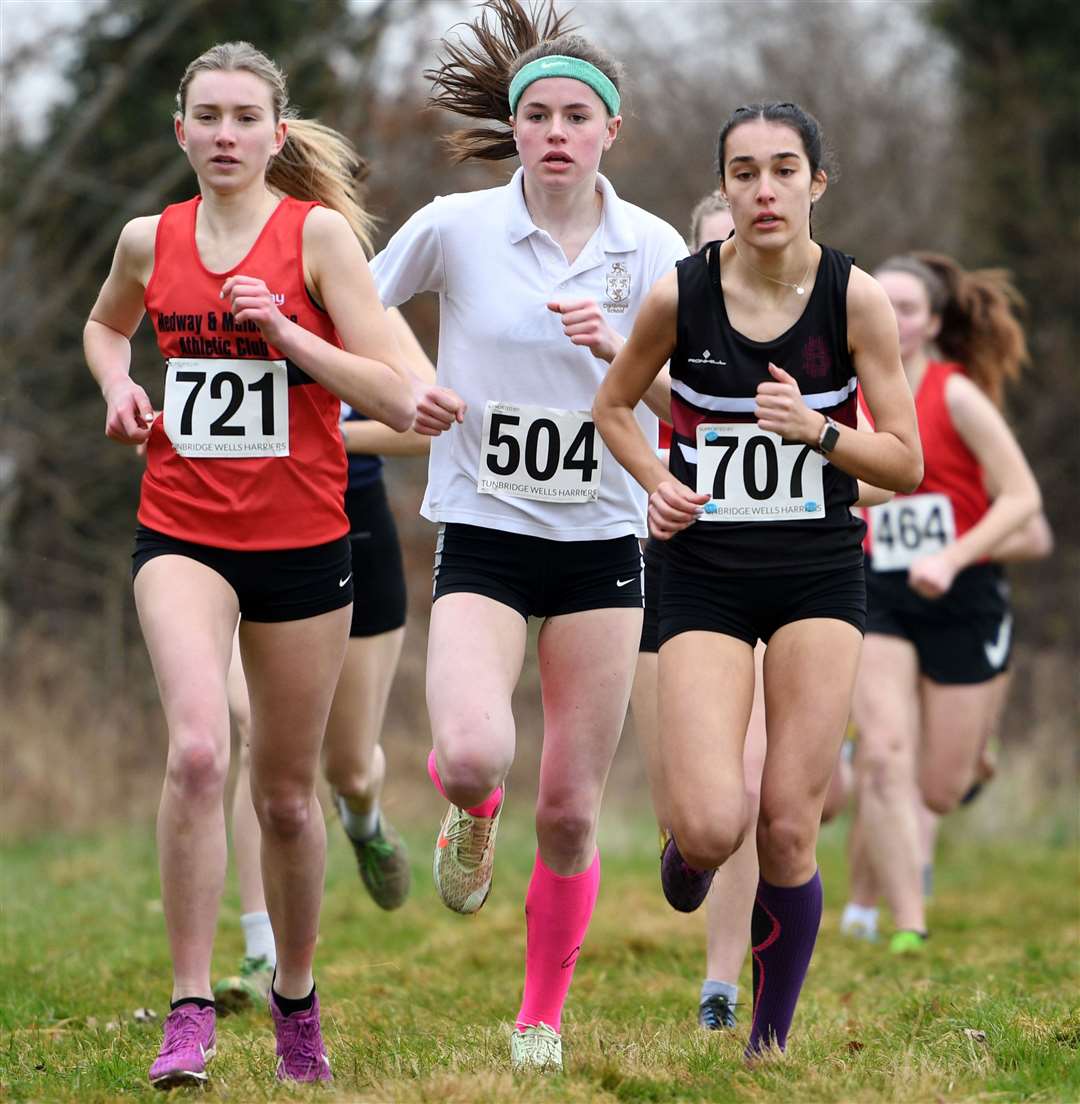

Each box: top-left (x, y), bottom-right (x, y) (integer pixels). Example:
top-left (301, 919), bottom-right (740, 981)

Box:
top-left (694, 422), bottom-right (825, 522)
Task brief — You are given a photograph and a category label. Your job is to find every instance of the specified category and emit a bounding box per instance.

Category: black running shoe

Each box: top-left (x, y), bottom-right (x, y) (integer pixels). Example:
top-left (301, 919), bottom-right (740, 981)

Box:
top-left (698, 993), bottom-right (737, 1030)
top-left (660, 836), bottom-right (715, 913)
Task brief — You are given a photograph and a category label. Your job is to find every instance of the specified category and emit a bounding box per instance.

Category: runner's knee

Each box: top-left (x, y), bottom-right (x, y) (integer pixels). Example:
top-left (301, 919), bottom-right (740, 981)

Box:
top-left (671, 803), bottom-right (747, 871)
top-left (534, 799), bottom-right (597, 855)
top-left (165, 738), bottom-right (228, 802)
top-left (257, 790), bottom-right (316, 840)
top-left (756, 807), bottom-right (817, 877)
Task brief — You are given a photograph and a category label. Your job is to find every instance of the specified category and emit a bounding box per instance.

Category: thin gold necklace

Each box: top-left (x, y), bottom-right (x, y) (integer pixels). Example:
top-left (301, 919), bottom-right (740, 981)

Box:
top-left (733, 242), bottom-right (814, 296)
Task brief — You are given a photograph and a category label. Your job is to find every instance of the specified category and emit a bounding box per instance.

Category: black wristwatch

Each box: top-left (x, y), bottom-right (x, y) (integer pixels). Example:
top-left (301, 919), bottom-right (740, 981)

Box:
top-left (816, 415), bottom-right (840, 454)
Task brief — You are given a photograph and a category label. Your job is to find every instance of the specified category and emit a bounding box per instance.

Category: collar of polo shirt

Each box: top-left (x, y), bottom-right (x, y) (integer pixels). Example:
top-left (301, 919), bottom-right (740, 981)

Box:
top-left (503, 167), bottom-right (637, 254)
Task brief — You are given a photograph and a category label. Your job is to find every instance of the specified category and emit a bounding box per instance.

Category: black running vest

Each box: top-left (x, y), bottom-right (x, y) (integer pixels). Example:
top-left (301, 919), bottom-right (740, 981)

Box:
top-left (666, 241), bottom-right (865, 574)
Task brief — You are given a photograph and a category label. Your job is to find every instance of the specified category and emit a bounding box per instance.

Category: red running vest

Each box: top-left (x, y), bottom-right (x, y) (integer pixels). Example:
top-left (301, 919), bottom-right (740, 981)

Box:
top-left (862, 360), bottom-right (990, 553)
top-left (140, 196), bottom-right (348, 550)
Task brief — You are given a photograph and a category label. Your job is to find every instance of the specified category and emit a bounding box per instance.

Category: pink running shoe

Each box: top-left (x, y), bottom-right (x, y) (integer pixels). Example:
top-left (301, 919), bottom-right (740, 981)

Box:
top-left (270, 988), bottom-right (332, 1082)
top-left (148, 1004), bottom-right (216, 1089)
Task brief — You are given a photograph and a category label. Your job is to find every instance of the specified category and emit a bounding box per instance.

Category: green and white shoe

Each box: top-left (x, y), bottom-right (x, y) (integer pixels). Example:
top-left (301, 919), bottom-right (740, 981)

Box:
top-left (432, 795), bottom-right (503, 915)
top-left (510, 1022), bottom-right (562, 1071)
top-left (341, 812), bottom-right (411, 911)
top-left (889, 929), bottom-right (928, 955)
top-left (212, 955), bottom-right (273, 1016)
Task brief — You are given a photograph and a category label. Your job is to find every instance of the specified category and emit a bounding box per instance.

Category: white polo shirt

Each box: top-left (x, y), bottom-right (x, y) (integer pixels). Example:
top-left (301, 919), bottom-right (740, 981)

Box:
top-left (371, 167), bottom-right (687, 541)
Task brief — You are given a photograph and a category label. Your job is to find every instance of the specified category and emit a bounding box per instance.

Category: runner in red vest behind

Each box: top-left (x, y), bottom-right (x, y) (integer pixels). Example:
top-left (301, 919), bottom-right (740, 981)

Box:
top-left (846, 252), bottom-right (1043, 955)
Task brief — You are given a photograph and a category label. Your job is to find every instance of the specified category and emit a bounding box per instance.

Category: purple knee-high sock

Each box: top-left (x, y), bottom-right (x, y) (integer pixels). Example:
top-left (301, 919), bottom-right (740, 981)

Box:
top-left (746, 869), bottom-right (823, 1057)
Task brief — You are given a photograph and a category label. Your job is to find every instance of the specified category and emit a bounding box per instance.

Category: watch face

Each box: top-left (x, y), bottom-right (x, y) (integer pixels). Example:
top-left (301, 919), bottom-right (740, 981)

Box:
top-left (821, 424), bottom-right (840, 452)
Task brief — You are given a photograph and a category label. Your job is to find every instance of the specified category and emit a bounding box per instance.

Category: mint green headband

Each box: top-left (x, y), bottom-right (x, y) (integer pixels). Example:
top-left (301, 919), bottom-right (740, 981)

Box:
top-left (508, 55), bottom-right (620, 117)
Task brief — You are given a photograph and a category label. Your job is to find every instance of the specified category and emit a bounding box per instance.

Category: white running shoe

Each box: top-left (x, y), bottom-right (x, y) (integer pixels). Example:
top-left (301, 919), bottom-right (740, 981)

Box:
top-left (840, 902), bottom-right (879, 942)
top-left (510, 1022), bottom-right (562, 1071)
top-left (432, 794), bottom-right (503, 914)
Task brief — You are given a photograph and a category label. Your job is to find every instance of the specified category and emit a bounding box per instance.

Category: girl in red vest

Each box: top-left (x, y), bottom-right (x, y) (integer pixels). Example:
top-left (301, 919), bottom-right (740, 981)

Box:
top-left (847, 253), bottom-right (1043, 954)
top-left (84, 41), bottom-right (414, 1087)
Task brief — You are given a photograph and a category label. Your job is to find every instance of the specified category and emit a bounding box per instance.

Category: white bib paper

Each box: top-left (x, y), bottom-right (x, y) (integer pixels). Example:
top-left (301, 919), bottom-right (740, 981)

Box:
top-left (695, 422), bottom-right (825, 522)
top-left (869, 493), bottom-right (956, 571)
top-left (477, 401), bottom-right (602, 503)
top-left (164, 358), bottom-right (289, 458)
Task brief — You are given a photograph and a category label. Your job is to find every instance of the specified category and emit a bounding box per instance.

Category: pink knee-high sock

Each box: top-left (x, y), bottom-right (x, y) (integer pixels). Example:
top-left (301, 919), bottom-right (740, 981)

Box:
top-left (426, 748), bottom-right (502, 818)
top-left (515, 849), bottom-right (601, 1033)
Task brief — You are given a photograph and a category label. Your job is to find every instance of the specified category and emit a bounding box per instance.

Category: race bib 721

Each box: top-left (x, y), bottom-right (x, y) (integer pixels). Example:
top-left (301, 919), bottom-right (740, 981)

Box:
top-left (164, 358), bottom-right (289, 458)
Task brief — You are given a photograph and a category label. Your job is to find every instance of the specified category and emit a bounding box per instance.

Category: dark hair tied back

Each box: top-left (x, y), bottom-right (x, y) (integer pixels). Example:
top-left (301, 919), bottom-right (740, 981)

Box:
top-left (715, 101), bottom-right (834, 181)
top-left (426, 0), bottom-right (622, 163)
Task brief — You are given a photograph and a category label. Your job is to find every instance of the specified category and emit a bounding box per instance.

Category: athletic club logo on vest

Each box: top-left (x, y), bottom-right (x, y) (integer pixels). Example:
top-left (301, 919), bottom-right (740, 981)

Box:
top-left (271, 292), bottom-right (285, 306)
top-left (603, 262), bottom-right (631, 313)
top-left (801, 335), bottom-right (831, 378)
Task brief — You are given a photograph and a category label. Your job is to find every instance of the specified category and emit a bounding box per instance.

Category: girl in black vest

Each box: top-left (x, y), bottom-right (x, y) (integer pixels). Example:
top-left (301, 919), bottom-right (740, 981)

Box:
top-left (593, 102), bottom-right (922, 1056)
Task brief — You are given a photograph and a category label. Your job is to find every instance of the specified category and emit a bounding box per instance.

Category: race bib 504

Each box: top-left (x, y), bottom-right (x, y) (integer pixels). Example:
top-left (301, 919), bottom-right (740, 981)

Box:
top-left (477, 401), bottom-right (602, 503)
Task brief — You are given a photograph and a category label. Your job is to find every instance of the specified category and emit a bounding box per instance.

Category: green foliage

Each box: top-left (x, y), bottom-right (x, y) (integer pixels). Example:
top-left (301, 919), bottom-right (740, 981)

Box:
top-left (1, 814), bottom-right (1077, 1101)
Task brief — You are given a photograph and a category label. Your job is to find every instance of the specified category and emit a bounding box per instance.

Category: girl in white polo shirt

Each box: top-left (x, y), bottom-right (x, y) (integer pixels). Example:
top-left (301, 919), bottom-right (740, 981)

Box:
top-left (370, 0), bottom-right (685, 1071)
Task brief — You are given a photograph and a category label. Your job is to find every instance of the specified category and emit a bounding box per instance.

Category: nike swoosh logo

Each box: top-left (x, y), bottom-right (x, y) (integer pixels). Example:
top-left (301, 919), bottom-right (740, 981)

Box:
top-left (983, 613), bottom-right (1013, 669)
top-left (616, 578), bottom-right (634, 587)
top-left (338, 573), bottom-right (353, 588)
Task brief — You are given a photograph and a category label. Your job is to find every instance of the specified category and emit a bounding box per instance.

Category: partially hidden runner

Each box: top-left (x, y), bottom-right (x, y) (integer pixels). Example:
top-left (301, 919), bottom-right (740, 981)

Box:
top-left (843, 251), bottom-right (1045, 954)
top-left (214, 305), bottom-right (436, 1011)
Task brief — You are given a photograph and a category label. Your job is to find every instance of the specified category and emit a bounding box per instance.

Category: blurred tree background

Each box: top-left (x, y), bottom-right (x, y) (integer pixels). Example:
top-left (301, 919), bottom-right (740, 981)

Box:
top-left (2, 0), bottom-right (1076, 835)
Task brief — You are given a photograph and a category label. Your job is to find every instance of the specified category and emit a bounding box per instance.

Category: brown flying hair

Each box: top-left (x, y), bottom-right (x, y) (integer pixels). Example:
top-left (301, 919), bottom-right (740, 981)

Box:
top-left (877, 252), bottom-right (1028, 408)
top-left (425, 0), bottom-right (623, 163)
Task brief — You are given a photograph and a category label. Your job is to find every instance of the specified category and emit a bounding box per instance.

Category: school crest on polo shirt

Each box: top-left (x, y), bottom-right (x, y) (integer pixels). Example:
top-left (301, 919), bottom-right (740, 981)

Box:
top-left (602, 261), bottom-right (631, 313)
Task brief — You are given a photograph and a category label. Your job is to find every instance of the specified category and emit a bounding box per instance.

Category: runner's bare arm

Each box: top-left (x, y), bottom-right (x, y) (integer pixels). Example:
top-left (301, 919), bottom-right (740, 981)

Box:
top-left (594, 272), bottom-right (707, 538)
top-left (838, 268), bottom-right (923, 491)
top-left (84, 216), bottom-right (158, 444)
top-left (907, 374), bottom-right (1042, 597)
top-left (340, 309), bottom-right (435, 457)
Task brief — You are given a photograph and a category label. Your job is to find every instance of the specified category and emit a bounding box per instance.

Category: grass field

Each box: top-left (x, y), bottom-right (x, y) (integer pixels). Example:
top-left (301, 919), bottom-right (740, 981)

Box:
top-left (2, 805), bottom-right (1077, 1103)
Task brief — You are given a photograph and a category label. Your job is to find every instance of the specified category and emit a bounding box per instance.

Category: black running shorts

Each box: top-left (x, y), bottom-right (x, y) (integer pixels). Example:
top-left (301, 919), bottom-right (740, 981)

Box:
top-left (640, 538), bottom-right (662, 654)
top-left (132, 526), bottom-right (353, 624)
top-left (432, 523), bottom-right (643, 620)
top-left (344, 480), bottom-right (407, 638)
top-left (865, 561), bottom-right (1012, 685)
top-left (658, 557), bottom-right (867, 648)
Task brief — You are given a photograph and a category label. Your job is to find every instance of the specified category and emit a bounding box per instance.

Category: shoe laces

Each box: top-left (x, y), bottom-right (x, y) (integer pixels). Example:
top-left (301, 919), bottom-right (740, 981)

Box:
top-left (357, 831), bottom-right (395, 884)
top-left (699, 993), bottom-right (737, 1029)
top-left (279, 1011), bottom-right (325, 1068)
top-left (516, 1023), bottom-right (560, 1062)
top-left (161, 1006), bottom-right (208, 1054)
top-left (445, 808), bottom-right (495, 871)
